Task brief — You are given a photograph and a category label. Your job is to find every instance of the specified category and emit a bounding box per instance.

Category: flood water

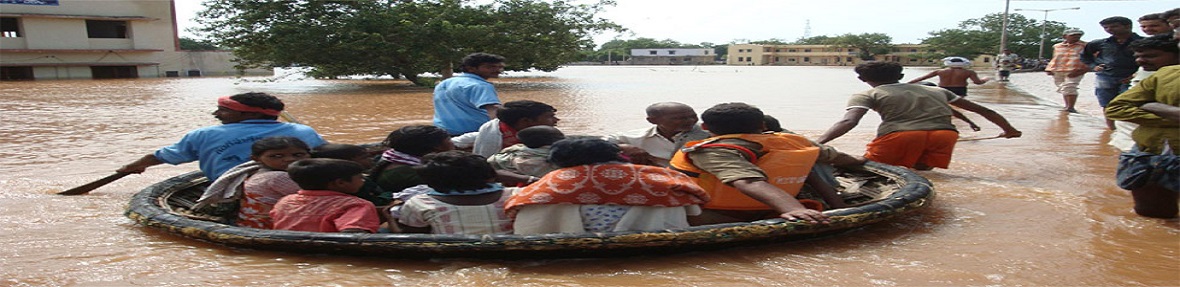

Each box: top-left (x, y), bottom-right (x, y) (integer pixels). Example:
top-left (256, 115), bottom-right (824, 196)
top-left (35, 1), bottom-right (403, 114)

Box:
top-left (1, 66), bottom-right (1177, 286)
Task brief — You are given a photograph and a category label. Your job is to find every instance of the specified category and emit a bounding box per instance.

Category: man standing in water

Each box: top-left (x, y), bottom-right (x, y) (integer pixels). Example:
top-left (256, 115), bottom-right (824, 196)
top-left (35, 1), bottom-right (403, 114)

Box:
top-left (1045, 29), bottom-right (1089, 113)
top-left (1104, 35), bottom-right (1180, 219)
top-left (433, 53), bottom-right (507, 136)
top-left (1081, 16), bottom-right (1144, 129)
top-left (117, 92), bottom-right (327, 180)
top-left (818, 62), bottom-right (1022, 171)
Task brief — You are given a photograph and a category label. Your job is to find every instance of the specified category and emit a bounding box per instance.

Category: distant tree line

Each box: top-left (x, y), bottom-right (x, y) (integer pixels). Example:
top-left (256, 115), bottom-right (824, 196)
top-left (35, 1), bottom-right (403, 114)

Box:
top-left (189, 0), bottom-right (1070, 83)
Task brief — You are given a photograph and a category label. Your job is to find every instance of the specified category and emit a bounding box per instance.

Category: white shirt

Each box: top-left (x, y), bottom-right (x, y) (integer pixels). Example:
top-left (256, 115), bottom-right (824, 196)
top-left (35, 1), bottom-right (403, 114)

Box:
top-left (604, 125), bottom-right (710, 167)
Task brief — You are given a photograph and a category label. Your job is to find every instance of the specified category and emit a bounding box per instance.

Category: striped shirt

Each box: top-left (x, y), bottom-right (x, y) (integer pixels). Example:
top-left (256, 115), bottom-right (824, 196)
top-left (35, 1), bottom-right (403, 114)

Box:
top-left (1045, 41), bottom-right (1088, 72)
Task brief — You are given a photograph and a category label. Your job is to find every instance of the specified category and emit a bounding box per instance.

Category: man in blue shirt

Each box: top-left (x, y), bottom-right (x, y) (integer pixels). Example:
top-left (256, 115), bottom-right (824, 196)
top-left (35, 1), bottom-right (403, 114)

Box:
top-left (117, 92), bottom-right (326, 180)
top-left (1081, 16), bottom-right (1144, 130)
top-left (432, 53), bottom-right (506, 135)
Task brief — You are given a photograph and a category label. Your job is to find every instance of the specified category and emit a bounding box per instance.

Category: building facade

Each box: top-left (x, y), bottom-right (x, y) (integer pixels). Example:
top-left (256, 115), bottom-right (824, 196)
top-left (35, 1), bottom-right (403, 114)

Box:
top-left (727, 44), bottom-right (944, 66)
top-left (0, 0), bottom-right (265, 80)
top-left (628, 48), bottom-right (715, 65)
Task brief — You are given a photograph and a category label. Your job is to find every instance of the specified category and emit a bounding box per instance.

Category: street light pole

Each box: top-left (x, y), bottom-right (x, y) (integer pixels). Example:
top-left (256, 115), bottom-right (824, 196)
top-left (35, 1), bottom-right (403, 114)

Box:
top-left (1015, 7), bottom-right (1081, 61)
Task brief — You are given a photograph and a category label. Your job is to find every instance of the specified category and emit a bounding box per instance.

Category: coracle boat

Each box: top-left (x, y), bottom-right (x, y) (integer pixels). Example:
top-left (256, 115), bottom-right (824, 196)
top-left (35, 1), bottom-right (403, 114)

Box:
top-left (125, 161), bottom-right (933, 259)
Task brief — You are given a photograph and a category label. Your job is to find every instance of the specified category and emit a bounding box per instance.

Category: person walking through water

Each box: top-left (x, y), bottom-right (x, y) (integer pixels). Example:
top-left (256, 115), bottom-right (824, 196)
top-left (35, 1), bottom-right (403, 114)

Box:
top-left (432, 53), bottom-right (507, 136)
top-left (1081, 16), bottom-right (1144, 130)
top-left (906, 57), bottom-right (989, 132)
top-left (1045, 29), bottom-right (1089, 113)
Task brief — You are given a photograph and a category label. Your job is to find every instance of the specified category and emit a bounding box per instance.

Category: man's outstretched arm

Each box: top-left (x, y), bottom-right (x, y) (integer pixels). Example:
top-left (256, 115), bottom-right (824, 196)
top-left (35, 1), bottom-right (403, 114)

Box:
top-left (817, 108), bottom-right (868, 144)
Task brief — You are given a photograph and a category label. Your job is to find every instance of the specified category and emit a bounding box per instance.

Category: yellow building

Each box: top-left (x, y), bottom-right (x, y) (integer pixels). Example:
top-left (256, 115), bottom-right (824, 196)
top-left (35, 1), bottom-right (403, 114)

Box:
top-left (0, 0), bottom-right (266, 80)
top-left (727, 43), bottom-right (942, 66)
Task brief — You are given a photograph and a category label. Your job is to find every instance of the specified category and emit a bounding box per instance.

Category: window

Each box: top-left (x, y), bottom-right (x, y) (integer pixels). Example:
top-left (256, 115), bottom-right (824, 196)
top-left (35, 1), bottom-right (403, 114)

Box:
top-left (928, 49), bottom-right (936, 53)
top-left (737, 57), bottom-right (744, 62)
top-left (684, 57), bottom-right (691, 61)
top-left (803, 49), bottom-right (811, 52)
top-left (87, 20), bottom-right (128, 38)
top-left (909, 49), bottom-right (917, 52)
top-left (788, 58), bottom-right (796, 62)
top-left (774, 57), bottom-right (780, 62)
top-left (846, 57), bottom-right (854, 62)
top-left (668, 50), bottom-right (676, 55)
top-left (788, 49), bottom-right (796, 52)
top-left (1, 17), bottom-right (19, 37)
top-left (1, 66), bottom-right (34, 80)
top-left (649, 50), bottom-right (657, 55)
top-left (909, 58), bottom-right (918, 62)
top-left (803, 57), bottom-right (810, 62)
top-left (91, 66), bottom-right (138, 79)
top-left (745, 57), bottom-right (751, 62)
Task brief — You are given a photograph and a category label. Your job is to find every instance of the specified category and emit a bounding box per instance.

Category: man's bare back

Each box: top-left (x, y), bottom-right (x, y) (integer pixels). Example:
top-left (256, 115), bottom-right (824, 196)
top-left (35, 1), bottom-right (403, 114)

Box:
top-left (909, 67), bottom-right (987, 87)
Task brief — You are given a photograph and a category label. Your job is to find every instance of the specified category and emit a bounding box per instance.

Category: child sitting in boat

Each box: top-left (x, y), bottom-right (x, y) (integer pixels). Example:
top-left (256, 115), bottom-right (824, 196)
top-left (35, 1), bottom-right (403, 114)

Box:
top-left (193, 136), bottom-right (311, 228)
top-left (311, 143), bottom-right (389, 206)
top-left (451, 100), bottom-right (560, 158)
top-left (506, 137), bottom-right (710, 234)
top-left (270, 158), bottom-right (380, 233)
top-left (670, 103), bottom-right (864, 225)
top-left (487, 125), bottom-right (564, 178)
top-left (396, 151), bottom-right (515, 235)
top-left (371, 125), bottom-right (454, 194)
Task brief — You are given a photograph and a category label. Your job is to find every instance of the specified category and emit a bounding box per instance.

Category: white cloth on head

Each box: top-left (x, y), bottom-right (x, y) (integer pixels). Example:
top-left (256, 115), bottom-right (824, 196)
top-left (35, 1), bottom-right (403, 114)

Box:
top-left (943, 57), bottom-right (972, 67)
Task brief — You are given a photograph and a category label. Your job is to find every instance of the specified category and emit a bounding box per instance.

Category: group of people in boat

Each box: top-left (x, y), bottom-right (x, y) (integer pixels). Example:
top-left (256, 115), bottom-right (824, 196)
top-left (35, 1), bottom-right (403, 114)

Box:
top-left (118, 54), bottom-right (1027, 235)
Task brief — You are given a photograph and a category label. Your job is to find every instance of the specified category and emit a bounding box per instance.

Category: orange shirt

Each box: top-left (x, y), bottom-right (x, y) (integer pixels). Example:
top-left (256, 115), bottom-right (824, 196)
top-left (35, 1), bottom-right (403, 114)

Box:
top-left (1045, 41), bottom-right (1088, 72)
top-left (270, 190), bottom-right (380, 233)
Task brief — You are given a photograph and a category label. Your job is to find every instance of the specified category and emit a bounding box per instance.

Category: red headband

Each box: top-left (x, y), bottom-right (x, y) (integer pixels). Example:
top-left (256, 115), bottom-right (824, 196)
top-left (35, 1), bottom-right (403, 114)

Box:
top-left (217, 96), bottom-right (282, 116)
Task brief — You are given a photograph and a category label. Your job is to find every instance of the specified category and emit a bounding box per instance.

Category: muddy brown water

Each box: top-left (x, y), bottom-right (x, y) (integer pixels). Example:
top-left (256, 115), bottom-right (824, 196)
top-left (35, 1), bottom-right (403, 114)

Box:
top-left (1, 66), bottom-right (1176, 286)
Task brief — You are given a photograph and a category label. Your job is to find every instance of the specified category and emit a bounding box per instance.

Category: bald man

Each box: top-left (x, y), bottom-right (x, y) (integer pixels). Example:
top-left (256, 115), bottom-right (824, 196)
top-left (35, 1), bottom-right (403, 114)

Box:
top-left (605, 102), bottom-right (711, 167)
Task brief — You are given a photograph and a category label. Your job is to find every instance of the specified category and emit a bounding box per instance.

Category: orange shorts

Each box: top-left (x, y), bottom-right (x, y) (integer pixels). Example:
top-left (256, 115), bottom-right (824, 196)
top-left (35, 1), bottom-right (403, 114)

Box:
top-left (865, 130), bottom-right (959, 169)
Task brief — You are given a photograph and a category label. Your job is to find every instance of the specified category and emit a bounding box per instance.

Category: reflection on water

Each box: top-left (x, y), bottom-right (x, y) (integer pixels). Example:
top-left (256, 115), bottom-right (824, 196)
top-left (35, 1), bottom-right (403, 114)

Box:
top-left (0, 67), bottom-right (1175, 286)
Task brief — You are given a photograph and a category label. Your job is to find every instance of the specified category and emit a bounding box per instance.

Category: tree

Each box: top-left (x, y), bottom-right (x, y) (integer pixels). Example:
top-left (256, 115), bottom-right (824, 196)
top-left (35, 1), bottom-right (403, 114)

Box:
top-left (921, 13), bottom-right (1072, 59)
top-left (178, 37), bottom-right (221, 50)
top-left (828, 33), bottom-right (894, 60)
top-left (193, 0), bottom-right (621, 85)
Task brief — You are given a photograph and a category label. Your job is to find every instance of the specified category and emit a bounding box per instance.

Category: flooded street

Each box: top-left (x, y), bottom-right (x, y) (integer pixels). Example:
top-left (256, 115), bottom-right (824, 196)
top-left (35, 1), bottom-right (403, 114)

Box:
top-left (1, 66), bottom-right (1176, 286)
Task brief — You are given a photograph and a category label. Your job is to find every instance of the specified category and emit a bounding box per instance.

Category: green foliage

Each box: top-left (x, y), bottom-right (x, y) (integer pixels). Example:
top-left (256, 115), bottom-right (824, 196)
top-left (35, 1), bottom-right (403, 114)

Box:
top-left (828, 33), bottom-right (894, 60)
top-left (178, 37), bottom-right (222, 50)
top-left (194, 0), bottom-right (622, 85)
top-left (921, 13), bottom-right (1073, 59)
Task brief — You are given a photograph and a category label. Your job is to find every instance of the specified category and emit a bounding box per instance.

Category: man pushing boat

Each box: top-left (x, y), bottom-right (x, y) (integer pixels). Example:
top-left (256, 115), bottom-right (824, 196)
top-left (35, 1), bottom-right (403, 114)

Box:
top-left (117, 92), bottom-right (326, 180)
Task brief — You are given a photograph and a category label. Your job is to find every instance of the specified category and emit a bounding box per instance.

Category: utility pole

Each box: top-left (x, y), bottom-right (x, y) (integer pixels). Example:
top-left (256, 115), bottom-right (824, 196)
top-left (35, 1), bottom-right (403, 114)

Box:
top-left (999, 0), bottom-right (1011, 56)
top-left (1015, 7), bottom-right (1081, 61)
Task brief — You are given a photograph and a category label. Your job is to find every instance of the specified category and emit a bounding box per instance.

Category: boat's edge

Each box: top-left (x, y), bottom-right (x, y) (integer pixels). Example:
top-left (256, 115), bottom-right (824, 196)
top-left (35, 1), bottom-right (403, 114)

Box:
top-left (124, 161), bottom-right (933, 259)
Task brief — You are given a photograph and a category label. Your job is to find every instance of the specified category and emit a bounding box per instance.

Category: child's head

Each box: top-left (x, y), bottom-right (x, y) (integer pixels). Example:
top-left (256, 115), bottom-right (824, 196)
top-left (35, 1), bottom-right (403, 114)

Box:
top-left (312, 143), bottom-right (374, 170)
top-left (854, 61), bottom-right (905, 83)
top-left (498, 100), bottom-right (559, 129)
top-left (516, 125), bottom-right (565, 148)
top-left (700, 102), bottom-right (766, 135)
top-left (763, 114), bottom-right (784, 132)
top-left (382, 125), bottom-right (454, 157)
top-left (547, 137), bottom-right (624, 168)
top-left (286, 158), bottom-right (366, 193)
top-left (250, 136), bottom-right (311, 170)
top-left (414, 151), bottom-right (497, 193)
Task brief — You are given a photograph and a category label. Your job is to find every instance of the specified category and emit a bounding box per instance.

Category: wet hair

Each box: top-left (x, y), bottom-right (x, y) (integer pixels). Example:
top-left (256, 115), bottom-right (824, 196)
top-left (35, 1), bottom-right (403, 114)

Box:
top-left (414, 151), bottom-right (496, 192)
top-left (700, 103), bottom-right (766, 135)
top-left (854, 61), bottom-right (904, 83)
top-left (287, 158), bottom-right (364, 190)
top-left (917, 81), bottom-right (938, 87)
top-left (1140, 13), bottom-right (1164, 22)
top-left (516, 125), bottom-right (565, 148)
top-left (311, 143), bottom-right (367, 160)
top-left (382, 125), bottom-right (450, 157)
top-left (460, 52), bottom-right (506, 71)
top-left (547, 137), bottom-right (623, 168)
top-left (497, 100), bottom-right (556, 126)
top-left (1099, 16), bottom-right (1133, 26)
top-left (1130, 34), bottom-right (1180, 54)
top-left (763, 114), bottom-right (784, 132)
top-left (229, 92), bottom-right (284, 119)
top-left (250, 136), bottom-right (310, 157)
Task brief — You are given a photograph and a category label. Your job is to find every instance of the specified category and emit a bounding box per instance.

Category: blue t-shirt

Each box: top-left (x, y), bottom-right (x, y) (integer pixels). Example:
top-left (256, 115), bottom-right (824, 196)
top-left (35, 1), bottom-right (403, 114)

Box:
top-left (153, 119), bottom-right (326, 180)
top-left (432, 73), bottom-right (500, 135)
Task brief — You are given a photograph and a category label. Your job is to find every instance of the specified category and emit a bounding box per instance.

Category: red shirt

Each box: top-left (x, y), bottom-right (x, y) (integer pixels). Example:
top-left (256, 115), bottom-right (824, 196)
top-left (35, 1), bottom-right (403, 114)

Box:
top-left (270, 190), bottom-right (380, 233)
top-left (498, 121), bottom-right (520, 148)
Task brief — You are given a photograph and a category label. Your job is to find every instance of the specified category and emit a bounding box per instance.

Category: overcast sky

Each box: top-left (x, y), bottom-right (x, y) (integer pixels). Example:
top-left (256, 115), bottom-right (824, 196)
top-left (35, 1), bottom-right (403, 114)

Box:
top-left (175, 0), bottom-right (1178, 47)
